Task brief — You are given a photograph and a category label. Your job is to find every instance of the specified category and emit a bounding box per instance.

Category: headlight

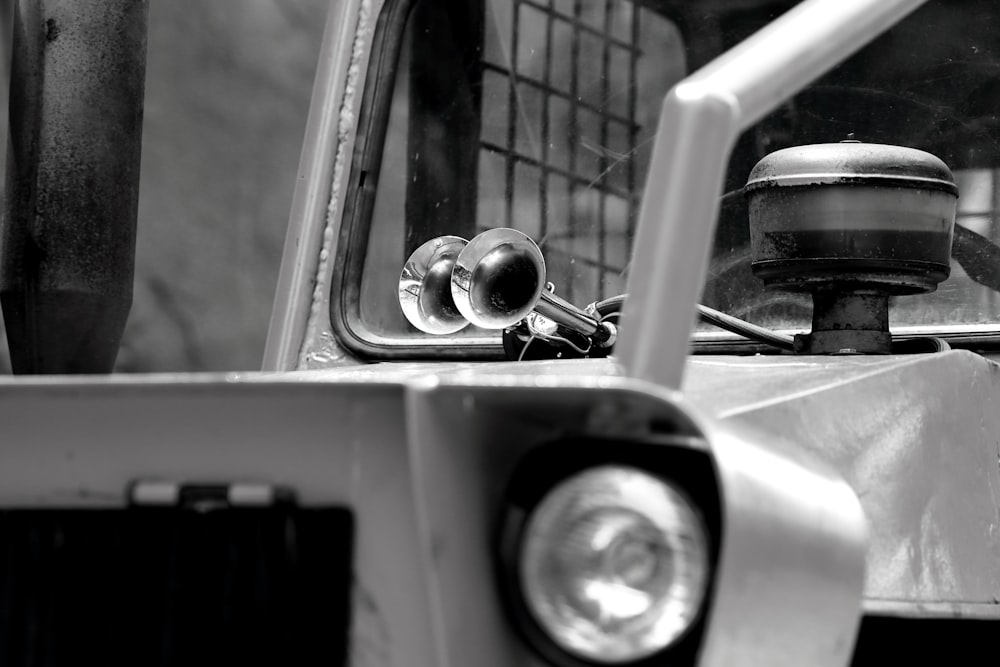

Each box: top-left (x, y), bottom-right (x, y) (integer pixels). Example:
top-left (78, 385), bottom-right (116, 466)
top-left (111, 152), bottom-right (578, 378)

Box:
top-left (518, 465), bottom-right (710, 664)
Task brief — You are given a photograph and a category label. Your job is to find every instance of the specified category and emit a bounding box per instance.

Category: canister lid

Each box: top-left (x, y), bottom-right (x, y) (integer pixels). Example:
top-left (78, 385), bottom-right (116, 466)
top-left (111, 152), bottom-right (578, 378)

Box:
top-left (745, 141), bottom-right (958, 195)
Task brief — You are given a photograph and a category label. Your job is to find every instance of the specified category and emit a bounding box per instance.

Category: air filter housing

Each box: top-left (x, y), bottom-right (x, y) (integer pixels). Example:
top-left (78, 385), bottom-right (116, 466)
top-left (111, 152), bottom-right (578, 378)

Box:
top-left (746, 141), bottom-right (958, 354)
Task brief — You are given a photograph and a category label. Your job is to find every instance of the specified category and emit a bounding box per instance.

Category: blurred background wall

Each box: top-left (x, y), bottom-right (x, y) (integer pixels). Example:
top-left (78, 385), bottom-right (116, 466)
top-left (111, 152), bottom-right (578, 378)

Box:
top-left (117, 0), bottom-right (330, 372)
top-left (0, 0), bottom-right (331, 373)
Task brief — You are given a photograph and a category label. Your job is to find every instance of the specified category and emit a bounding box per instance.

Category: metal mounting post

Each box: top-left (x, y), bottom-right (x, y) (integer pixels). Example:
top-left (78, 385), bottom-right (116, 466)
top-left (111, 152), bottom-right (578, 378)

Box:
top-left (2, 0), bottom-right (148, 373)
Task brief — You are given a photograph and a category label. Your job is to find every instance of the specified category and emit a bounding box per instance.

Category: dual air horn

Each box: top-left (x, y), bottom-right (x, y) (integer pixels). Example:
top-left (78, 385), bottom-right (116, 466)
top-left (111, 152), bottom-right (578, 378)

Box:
top-left (398, 228), bottom-right (617, 352)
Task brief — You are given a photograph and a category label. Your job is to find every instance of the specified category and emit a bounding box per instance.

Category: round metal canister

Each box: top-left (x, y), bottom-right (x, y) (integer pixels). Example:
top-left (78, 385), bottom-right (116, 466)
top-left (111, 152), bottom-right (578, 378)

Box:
top-left (745, 142), bottom-right (958, 294)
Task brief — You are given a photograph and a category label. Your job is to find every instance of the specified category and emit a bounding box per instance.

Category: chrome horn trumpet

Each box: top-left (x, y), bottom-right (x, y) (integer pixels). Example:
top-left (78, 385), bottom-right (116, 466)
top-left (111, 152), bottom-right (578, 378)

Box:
top-left (398, 228), bottom-right (617, 350)
top-left (398, 235), bottom-right (470, 335)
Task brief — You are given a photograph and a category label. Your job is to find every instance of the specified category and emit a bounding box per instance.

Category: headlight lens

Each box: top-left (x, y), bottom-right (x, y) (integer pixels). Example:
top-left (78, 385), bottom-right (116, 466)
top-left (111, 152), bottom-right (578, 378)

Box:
top-left (519, 465), bottom-right (710, 664)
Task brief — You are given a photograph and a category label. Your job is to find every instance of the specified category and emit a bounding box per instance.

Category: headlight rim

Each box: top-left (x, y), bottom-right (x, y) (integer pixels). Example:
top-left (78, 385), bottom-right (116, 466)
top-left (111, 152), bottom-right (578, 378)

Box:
top-left (495, 438), bottom-right (722, 667)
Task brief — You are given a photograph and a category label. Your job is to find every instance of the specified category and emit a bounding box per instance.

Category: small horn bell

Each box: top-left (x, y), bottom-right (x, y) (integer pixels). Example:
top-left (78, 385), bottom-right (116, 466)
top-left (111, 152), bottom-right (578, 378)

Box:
top-left (398, 235), bottom-right (470, 334)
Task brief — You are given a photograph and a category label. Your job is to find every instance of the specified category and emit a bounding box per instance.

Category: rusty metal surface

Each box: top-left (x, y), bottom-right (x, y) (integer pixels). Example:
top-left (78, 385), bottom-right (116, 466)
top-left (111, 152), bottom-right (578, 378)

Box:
top-left (684, 350), bottom-right (1000, 615)
top-left (2, 0), bottom-right (148, 373)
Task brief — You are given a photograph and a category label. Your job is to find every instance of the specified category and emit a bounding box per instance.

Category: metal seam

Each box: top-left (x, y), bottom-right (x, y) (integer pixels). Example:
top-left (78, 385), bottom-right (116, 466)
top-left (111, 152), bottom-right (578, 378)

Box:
top-left (299, 0), bottom-right (374, 369)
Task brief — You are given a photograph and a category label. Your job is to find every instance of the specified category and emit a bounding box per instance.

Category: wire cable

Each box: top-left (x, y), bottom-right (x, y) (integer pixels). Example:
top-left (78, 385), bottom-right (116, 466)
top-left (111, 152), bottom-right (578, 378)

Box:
top-left (591, 294), bottom-right (796, 351)
top-left (696, 304), bottom-right (795, 351)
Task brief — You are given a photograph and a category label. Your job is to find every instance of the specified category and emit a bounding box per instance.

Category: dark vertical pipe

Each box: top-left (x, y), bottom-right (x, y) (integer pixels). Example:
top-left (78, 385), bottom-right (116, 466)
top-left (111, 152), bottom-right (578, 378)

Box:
top-left (2, 0), bottom-right (148, 374)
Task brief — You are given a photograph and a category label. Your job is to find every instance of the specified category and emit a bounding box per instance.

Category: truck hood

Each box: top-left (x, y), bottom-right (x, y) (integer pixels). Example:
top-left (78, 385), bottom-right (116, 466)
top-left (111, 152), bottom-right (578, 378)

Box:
top-left (253, 350), bottom-right (1000, 614)
top-left (687, 350), bottom-right (1000, 616)
top-left (4, 349), bottom-right (995, 614)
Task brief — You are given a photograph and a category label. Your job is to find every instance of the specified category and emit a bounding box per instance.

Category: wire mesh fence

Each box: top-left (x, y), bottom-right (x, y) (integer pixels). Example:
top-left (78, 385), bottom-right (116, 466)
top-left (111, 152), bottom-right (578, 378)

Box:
top-left (476, 0), bottom-right (678, 304)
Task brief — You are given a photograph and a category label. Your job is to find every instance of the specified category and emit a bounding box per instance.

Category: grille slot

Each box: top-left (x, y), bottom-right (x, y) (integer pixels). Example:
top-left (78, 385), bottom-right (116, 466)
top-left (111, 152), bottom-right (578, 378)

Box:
top-left (0, 507), bottom-right (353, 666)
top-left (851, 614), bottom-right (1000, 665)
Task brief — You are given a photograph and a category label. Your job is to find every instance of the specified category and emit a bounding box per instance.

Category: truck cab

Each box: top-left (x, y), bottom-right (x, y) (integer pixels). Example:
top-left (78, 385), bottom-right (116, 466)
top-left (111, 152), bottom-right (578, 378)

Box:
top-left (0, 0), bottom-right (996, 665)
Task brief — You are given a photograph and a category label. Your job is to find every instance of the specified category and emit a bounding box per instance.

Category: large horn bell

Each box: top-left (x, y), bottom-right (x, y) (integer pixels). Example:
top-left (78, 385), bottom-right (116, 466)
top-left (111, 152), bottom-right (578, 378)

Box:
top-left (398, 235), bottom-right (470, 334)
top-left (451, 228), bottom-right (544, 329)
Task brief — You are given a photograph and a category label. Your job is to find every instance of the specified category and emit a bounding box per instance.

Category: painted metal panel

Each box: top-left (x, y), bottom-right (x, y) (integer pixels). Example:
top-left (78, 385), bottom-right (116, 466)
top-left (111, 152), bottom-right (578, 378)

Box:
top-left (0, 375), bottom-right (434, 667)
top-left (405, 373), bottom-right (866, 667)
top-left (685, 350), bottom-right (1000, 616)
top-left (697, 416), bottom-right (866, 666)
top-left (0, 360), bottom-right (878, 664)
top-left (405, 379), bottom-right (701, 667)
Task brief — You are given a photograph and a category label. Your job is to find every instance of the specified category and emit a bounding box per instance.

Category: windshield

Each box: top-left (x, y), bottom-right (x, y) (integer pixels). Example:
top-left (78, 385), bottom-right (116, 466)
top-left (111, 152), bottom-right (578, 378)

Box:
top-left (334, 0), bottom-right (1000, 357)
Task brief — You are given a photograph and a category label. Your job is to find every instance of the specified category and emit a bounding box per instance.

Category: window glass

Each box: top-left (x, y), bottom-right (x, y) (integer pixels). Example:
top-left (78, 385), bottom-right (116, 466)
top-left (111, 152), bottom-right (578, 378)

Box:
top-left (359, 0), bottom-right (685, 342)
top-left (350, 0), bottom-right (1000, 352)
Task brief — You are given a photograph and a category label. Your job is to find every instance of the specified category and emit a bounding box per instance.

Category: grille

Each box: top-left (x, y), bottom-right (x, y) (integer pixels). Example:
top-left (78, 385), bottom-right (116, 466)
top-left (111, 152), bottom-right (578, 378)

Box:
top-left (0, 507), bottom-right (353, 666)
top-left (851, 614), bottom-right (1000, 665)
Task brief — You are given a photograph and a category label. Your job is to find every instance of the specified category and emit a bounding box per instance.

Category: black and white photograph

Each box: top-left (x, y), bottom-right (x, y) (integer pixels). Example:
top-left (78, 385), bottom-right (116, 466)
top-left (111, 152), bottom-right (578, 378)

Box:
top-left (0, 0), bottom-right (993, 664)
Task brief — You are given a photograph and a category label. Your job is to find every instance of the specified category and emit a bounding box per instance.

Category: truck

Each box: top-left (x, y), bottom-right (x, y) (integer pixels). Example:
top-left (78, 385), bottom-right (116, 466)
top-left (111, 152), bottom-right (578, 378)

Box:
top-left (0, 0), bottom-right (994, 665)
